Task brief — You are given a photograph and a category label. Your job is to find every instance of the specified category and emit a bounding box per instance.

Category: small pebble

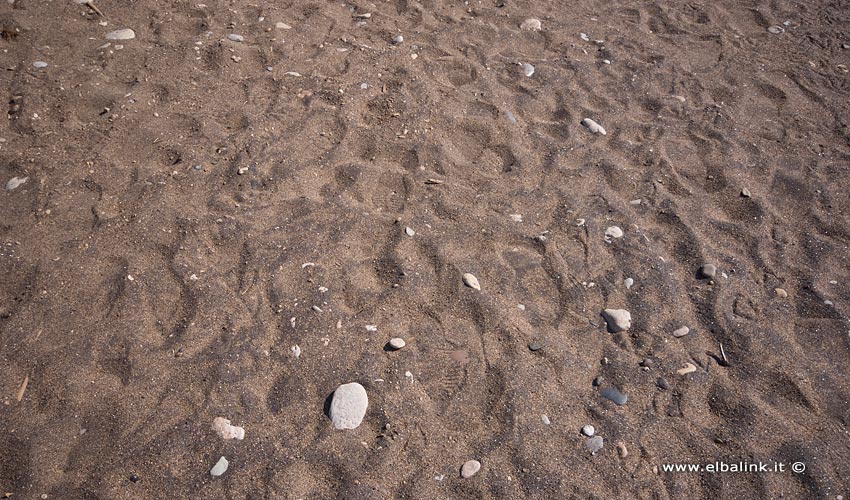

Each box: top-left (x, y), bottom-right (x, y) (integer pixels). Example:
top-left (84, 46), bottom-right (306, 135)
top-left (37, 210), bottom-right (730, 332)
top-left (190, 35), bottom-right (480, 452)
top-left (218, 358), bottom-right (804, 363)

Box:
top-left (605, 226), bottom-right (624, 240)
top-left (580, 32), bottom-right (590, 41)
top-left (461, 460), bottom-right (481, 478)
top-left (212, 417), bottom-right (245, 440)
top-left (672, 326), bottom-right (690, 338)
top-left (405, 226), bottom-right (415, 236)
top-left (775, 288), bottom-right (788, 298)
top-left (767, 26), bottom-right (784, 34)
top-left (699, 264), bottom-right (717, 279)
top-left (227, 34), bottom-right (244, 42)
top-left (237, 166), bottom-right (249, 175)
top-left (541, 415), bottom-right (550, 425)
top-left (520, 18), bottom-right (542, 31)
top-left (677, 362), bottom-right (697, 375)
top-left (130, 474), bottom-right (140, 483)
top-left (581, 118), bottom-right (607, 135)
top-left (210, 456), bottom-right (229, 477)
top-left (581, 425), bottom-right (595, 437)
top-left (586, 436), bottom-right (604, 454)
top-left (509, 213), bottom-right (523, 222)
top-left (392, 35), bottom-right (404, 44)
top-left (592, 376), bottom-right (604, 387)
top-left (616, 442), bottom-right (629, 458)
top-left (528, 341), bottom-right (542, 352)
top-left (5, 176), bottom-right (28, 191)
top-left (741, 188), bottom-right (751, 197)
top-left (623, 278), bottom-right (634, 289)
top-left (600, 387), bottom-right (628, 406)
top-left (33, 61), bottom-right (48, 68)
top-left (462, 273), bottom-right (481, 291)
top-left (388, 337), bottom-right (406, 350)
top-left (656, 377), bottom-right (670, 390)
top-left (276, 22), bottom-right (292, 29)
top-left (106, 28), bottom-right (136, 40)
top-left (601, 309), bottom-right (631, 333)
top-left (522, 63), bottom-right (534, 77)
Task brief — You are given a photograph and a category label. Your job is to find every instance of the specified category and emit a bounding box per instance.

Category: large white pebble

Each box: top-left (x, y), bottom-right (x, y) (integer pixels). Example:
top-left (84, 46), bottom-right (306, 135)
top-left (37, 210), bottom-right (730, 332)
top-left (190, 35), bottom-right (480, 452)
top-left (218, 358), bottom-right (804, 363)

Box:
top-left (602, 309), bottom-right (631, 332)
top-left (330, 382), bottom-right (368, 430)
top-left (212, 417), bottom-right (245, 440)
top-left (462, 273), bottom-right (481, 291)
top-left (461, 460), bottom-right (481, 478)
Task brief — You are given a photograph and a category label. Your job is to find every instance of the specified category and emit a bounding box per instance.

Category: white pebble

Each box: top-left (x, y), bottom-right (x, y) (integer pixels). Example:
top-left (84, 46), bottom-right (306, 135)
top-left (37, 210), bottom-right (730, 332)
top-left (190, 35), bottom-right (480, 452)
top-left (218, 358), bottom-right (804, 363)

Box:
top-left (582, 424), bottom-right (595, 436)
top-left (227, 34), bottom-right (244, 42)
top-left (605, 226), bottom-right (624, 240)
top-left (463, 273), bottom-right (481, 291)
top-left (581, 118), bottom-right (607, 135)
top-left (291, 345), bottom-right (301, 358)
top-left (210, 456), bottom-right (229, 477)
top-left (329, 382), bottom-right (369, 430)
top-left (5, 176), bottom-right (28, 191)
top-left (541, 414), bottom-right (550, 425)
top-left (276, 22), bottom-right (292, 29)
top-left (522, 63), bottom-right (535, 77)
top-left (623, 278), bottom-right (634, 289)
top-left (461, 460), bottom-right (481, 478)
top-left (509, 214), bottom-right (523, 222)
top-left (672, 326), bottom-right (690, 338)
top-left (601, 309), bottom-right (631, 332)
top-left (405, 227), bottom-right (415, 236)
top-left (32, 61), bottom-right (48, 68)
top-left (389, 337), bottom-right (406, 349)
top-left (392, 35), bottom-right (404, 44)
top-left (520, 18), bottom-right (542, 31)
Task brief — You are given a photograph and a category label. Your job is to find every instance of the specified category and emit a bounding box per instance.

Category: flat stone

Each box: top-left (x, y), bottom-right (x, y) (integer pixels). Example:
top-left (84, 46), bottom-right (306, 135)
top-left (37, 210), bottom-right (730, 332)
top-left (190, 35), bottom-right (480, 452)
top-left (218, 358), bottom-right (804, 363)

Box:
top-left (5, 176), bottom-right (28, 191)
top-left (601, 309), bottom-right (631, 333)
top-left (672, 326), bottom-right (690, 338)
top-left (227, 34), bottom-right (244, 42)
top-left (586, 436), bottom-right (604, 454)
top-left (461, 460), bottom-right (481, 478)
top-left (676, 363), bottom-right (697, 375)
top-left (329, 382), bottom-right (368, 430)
top-left (106, 29), bottom-right (136, 40)
top-left (276, 22), bottom-right (292, 29)
top-left (33, 61), bottom-right (48, 68)
top-left (581, 118), bottom-right (606, 135)
top-left (212, 417), bottom-right (245, 440)
top-left (388, 337), bottom-right (406, 350)
top-left (581, 424), bottom-right (595, 436)
top-left (520, 18), bottom-right (542, 31)
top-left (600, 387), bottom-right (628, 406)
top-left (462, 273), bottom-right (481, 291)
top-left (210, 456), bottom-right (229, 477)
top-left (699, 264), bottom-right (717, 279)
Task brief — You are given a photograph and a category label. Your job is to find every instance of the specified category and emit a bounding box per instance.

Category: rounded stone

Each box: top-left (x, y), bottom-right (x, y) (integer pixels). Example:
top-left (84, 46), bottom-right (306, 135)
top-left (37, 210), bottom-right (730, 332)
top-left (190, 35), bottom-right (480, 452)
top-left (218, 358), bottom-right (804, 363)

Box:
top-left (672, 326), bottom-right (690, 338)
top-left (520, 18), bottom-right (542, 31)
top-left (656, 377), bottom-right (670, 390)
top-left (623, 277), bottom-right (634, 289)
top-left (227, 34), bottom-right (245, 42)
top-left (462, 273), bottom-right (481, 290)
top-left (600, 387), bottom-right (628, 406)
top-left (528, 341), bottom-right (542, 352)
top-left (388, 337), bottom-right (406, 350)
top-left (581, 424), bottom-right (595, 437)
top-left (605, 226), bottom-right (623, 239)
top-left (586, 436), bottom-right (604, 454)
top-left (699, 264), bottom-right (717, 278)
top-left (461, 460), bottom-right (481, 478)
top-left (33, 61), bottom-right (48, 68)
top-left (392, 35), bottom-right (404, 44)
top-left (330, 382), bottom-right (369, 430)
top-left (106, 28), bottom-right (136, 40)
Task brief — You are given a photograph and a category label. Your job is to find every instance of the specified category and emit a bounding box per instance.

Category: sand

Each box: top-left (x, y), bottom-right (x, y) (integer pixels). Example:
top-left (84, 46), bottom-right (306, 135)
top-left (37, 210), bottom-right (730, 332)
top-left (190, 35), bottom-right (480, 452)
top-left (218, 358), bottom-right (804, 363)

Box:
top-left (2, 0), bottom-right (850, 498)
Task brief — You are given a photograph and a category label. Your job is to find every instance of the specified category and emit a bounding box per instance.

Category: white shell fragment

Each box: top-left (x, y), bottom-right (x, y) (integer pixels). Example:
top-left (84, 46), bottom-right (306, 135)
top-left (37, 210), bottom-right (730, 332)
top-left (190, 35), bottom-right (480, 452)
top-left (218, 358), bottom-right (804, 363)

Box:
top-left (212, 417), bottom-right (245, 440)
top-left (5, 177), bottom-right (28, 191)
top-left (462, 273), bottom-right (481, 291)
top-left (210, 456), bottom-right (229, 477)
top-left (330, 382), bottom-right (369, 430)
top-left (106, 29), bottom-right (136, 40)
top-left (581, 118), bottom-right (607, 135)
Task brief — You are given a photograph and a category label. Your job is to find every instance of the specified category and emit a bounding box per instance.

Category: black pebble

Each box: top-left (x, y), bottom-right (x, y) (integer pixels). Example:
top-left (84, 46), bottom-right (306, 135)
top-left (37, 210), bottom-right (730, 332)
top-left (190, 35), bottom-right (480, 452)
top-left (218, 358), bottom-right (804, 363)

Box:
top-left (130, 474), bottom-right (140, 483)
top-left (656, 377), bottom-right (670, 390)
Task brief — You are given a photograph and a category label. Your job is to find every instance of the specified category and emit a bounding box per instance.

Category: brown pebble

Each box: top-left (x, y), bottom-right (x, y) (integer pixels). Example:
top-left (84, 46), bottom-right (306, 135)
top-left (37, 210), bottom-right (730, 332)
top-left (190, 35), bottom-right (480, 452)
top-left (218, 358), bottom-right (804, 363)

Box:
top-left (775, 288), bottom-right (788, 298)
top-left (616, 442), bottom-right (628, 458)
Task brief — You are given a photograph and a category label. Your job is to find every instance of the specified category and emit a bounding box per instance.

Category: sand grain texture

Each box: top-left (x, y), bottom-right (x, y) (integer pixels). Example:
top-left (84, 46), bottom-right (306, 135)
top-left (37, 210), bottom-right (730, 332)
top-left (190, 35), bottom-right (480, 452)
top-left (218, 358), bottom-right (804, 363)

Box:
top-left (1, 0), bottom-right (850, 498)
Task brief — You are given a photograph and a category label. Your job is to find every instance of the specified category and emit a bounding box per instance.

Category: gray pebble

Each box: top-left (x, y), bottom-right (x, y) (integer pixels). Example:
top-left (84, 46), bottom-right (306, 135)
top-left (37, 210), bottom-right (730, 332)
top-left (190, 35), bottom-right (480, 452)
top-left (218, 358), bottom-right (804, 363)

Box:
top-left (586, 436), bottom-right (604, 454)
top-left (601, 309), bottom-right (631, 333)
top-left (600, 387), bottom-right (628, 406)
top-left (528, 341), bottom-right (542, 352)
top-left (699, 264), bottom-right (717, 279)
top-left (227, 34), bottom-right (245, 42)
top-left (581, 424), bottom-right (595, 437)
top-left (656, 377), bottom-right (670, 390)
top-left (33, 61), bottom-right (48, 69)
